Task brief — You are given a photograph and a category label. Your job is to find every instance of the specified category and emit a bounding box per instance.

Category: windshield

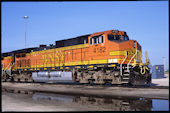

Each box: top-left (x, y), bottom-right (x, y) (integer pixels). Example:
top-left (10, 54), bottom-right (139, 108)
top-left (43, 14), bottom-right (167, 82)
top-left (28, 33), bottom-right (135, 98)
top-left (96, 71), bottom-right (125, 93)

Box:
top-left (108, 35), bottom-right (121, 41)
top-left (108, 35), bottom-right (129, 41)
top-left (123, 36), bottom-right (129, 40)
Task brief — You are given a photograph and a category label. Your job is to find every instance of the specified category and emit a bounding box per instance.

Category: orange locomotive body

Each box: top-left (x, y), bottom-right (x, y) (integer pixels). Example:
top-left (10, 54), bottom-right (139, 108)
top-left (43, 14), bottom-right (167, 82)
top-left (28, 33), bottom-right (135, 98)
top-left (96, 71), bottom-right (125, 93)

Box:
top-left (1, 29), bottom-right (151, 85)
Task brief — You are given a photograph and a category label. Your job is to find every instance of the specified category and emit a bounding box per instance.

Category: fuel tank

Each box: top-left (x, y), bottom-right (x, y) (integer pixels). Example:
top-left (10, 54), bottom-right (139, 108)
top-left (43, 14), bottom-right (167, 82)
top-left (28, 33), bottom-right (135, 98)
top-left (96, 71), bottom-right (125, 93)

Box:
top-left (32, 71), bottom-right (75, 83)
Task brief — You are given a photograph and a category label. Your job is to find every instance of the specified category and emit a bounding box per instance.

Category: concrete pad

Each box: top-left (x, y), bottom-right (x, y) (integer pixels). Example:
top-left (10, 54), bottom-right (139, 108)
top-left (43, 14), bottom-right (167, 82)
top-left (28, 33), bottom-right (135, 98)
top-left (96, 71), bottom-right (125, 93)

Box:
top-left (152, 74), bottom-right (169, 86)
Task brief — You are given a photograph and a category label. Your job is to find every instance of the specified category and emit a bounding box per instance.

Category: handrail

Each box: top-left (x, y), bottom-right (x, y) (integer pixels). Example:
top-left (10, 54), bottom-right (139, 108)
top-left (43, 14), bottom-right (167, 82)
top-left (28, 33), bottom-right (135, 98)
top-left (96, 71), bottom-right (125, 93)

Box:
top-left (6, 62), bottom-right (15, 76)
top-left (5, 63), bottom-right (11, 70)
top-left (9, 62), bottom-right (15, 70)
top-left (120, 51), bottom-right (128, 76)
top-left (127, 49), bottom-right (138, 72)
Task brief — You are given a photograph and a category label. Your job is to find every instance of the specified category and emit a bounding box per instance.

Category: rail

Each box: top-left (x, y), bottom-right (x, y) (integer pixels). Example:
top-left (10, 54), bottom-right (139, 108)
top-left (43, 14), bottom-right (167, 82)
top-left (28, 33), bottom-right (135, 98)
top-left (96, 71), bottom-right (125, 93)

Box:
top-left (127, 49), bottom-right (138, 72)
top-left (120, 51), bottom-right (128, 76)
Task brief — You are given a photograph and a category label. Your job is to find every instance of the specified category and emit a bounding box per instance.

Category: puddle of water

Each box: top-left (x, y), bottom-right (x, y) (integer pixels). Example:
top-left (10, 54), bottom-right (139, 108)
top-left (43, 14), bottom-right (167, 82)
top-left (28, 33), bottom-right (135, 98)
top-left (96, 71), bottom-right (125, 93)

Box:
top-left (152, 99), bottom-right (169, 111)
top-left (2, 88), bottom-right (169, 111)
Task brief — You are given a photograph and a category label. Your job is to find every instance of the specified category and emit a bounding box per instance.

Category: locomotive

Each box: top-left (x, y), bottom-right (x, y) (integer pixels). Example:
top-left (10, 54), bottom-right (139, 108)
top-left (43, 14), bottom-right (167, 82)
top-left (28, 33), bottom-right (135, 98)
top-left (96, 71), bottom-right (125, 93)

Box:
top-left (1, 29), bottom-right (151, 85)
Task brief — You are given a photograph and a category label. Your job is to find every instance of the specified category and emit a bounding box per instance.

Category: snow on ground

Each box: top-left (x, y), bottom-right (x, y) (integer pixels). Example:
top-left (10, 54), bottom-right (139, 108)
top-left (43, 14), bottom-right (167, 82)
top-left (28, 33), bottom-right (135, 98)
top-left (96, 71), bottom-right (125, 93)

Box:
top-left (152, 74), bottom-right (169, 86)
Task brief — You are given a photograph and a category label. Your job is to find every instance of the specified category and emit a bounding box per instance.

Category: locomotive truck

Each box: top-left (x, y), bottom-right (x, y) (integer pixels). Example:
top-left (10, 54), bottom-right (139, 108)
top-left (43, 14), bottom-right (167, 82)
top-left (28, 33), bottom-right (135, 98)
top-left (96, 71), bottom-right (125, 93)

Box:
top-left (1, 29), bottom-right (151, 85)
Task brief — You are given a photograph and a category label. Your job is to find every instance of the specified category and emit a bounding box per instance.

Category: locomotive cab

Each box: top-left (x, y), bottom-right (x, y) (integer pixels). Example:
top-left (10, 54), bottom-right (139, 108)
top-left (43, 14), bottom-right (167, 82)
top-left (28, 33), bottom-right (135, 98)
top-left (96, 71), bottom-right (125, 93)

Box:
top-left (106, 30), bottom-right (150, 85)
top-left (87, 30), bottom-right (151, 85)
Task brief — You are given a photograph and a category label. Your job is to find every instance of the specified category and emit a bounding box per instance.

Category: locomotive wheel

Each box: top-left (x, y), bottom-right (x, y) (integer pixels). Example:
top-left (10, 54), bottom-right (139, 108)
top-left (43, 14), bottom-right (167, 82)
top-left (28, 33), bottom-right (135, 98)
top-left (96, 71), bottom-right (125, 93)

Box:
top-left (88, 79), bottom-right (95, 85)
top-left (11, 76), bottom-right (14, 82)
top-left (93, 71), bottom-right (105, 84)
top-left (25, 78), bottom-right (28, 82)
top-left (18, 78), bottom-right (21, 82)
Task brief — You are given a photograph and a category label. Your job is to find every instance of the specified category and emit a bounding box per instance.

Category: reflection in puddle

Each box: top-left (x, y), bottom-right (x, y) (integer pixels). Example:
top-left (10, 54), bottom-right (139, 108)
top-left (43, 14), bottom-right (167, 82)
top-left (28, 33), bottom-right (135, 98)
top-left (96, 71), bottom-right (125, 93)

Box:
top-left (33, 93), bottom-right (73, 103)
top-left (2, 88), bottom-right (169, 111)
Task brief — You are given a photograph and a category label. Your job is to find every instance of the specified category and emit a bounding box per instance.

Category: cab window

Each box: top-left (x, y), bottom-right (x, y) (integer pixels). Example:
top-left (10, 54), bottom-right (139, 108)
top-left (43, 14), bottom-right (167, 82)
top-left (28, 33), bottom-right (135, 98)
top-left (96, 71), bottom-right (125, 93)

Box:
top-left (94, 37), bottom-right (97, 44)
top-left (108, 35), bottom-right (121, 41)
top-left (123, 36), bottom-right (129, 40)
top-left (90, 35), bottom-right (104, 45)
top-left (99, 35), bottom-right (104, 43)
top-left (90, 38), bottom-right (93, 45)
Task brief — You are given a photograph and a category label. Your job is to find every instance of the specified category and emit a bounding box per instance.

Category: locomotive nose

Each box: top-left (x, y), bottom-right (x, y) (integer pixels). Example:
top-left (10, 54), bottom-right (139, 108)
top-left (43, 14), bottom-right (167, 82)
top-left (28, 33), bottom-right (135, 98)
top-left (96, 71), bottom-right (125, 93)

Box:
top-left (132, 40), bottom-right (141, 50)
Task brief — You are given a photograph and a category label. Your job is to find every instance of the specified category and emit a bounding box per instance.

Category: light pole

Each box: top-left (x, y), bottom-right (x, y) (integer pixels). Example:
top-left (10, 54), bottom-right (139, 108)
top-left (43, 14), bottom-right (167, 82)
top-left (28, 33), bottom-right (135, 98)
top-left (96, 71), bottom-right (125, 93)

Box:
top-left (24, 16), bottom-right (29, 48)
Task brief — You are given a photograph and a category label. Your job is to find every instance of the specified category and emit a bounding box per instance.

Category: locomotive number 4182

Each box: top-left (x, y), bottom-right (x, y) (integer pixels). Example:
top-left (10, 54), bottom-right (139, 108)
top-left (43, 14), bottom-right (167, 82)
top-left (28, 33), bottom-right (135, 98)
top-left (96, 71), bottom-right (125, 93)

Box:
top-left (93, 47), bottom-right (106, 53)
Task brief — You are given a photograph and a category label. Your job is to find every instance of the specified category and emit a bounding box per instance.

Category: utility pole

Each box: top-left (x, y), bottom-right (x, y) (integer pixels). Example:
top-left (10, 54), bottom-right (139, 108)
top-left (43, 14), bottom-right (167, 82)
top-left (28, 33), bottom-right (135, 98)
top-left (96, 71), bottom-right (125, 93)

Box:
top-left (24, 16), bottom-right (29, 48)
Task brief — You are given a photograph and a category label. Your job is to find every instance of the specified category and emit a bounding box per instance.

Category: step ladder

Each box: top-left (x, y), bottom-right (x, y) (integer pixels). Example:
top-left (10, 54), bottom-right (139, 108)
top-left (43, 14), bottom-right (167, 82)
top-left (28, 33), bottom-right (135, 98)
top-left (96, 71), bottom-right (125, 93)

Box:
top-left (121, 69), bottom-right (130, 84)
